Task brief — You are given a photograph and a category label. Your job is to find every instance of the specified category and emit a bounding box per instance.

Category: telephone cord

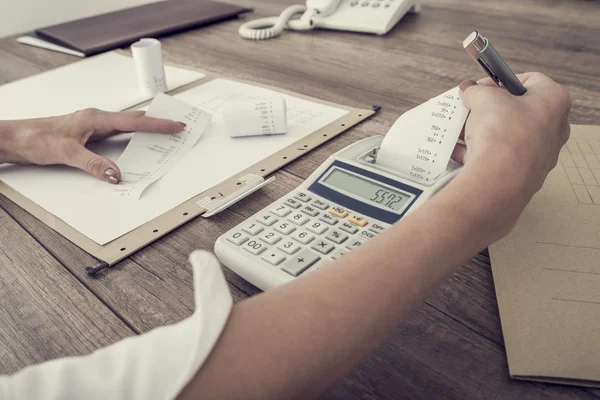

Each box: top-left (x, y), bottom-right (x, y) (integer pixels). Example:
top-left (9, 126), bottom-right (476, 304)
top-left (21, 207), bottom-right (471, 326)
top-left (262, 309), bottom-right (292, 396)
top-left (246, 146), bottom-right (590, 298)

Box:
top-left (239, 5), bottom-right (317, 40)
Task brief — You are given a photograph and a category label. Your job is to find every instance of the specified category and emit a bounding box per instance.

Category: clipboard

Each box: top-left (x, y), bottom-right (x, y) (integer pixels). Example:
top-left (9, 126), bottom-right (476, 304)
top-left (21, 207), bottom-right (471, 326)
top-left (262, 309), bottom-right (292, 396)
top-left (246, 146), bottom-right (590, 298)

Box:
top-left (0, 53), bottom-right (377, 275)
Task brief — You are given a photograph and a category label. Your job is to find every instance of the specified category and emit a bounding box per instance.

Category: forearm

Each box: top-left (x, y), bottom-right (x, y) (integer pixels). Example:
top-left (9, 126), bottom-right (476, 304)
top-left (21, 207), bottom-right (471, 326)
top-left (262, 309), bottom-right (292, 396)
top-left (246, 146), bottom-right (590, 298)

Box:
top-left (180, 160), bottom-right (520, 400)
top-left (0, 120), bottom-right (20, 164)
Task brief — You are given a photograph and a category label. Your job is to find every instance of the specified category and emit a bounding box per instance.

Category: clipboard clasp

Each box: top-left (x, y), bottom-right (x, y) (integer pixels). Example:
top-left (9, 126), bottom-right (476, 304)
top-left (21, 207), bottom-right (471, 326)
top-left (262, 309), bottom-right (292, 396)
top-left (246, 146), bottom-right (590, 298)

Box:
top-left (197, 174), bottom-right (275, 217)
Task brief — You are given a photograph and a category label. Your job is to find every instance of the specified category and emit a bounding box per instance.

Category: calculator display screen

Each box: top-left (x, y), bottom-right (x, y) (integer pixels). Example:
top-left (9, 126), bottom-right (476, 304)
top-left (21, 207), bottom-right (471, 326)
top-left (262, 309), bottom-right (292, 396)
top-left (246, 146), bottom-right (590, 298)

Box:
top-left (321, 167), bottom-right (411, 213)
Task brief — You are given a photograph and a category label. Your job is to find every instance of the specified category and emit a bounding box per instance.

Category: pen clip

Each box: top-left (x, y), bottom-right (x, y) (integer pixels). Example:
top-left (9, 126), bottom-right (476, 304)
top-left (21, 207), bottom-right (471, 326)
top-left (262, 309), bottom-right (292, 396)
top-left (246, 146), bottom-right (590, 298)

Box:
top-left (476, 57), bottom-right (502, 87)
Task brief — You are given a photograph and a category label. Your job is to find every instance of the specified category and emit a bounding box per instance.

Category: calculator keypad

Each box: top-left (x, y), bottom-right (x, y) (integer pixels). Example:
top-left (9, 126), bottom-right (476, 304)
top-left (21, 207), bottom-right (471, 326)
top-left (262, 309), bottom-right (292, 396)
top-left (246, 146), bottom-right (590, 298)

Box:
top-left (225, 192), bottom-right (389, 280)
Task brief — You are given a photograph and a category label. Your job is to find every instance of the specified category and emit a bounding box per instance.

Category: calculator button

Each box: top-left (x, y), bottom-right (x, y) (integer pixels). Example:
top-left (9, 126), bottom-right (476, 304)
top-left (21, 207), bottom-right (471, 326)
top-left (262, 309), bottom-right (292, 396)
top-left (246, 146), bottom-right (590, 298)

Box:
top-left (242, 222), bottom-right (264, 236)
top-left (284, 198), bottom-right (302, 209)
top-left (361, 2), bottom-right (369, 6)
top-left (292, 229), bottom-right (315, 245)
top-left (274, 221), bottom-right (296, 235)
top-left (226, 231), bottom-right (249, 246)
top-left (301, 205), bottom-right (320, 217)
top-left (311, 240), bottom-right (335, 255)
top-left (384, 3), bottom-right (390, 7)
top-left (350, 1), bottom-right (358, 5)
top-left (330, 249), bottom-right (347, 260)
top-left (306, 219), bottom-right (328, 235)
top-left (368, 223), bottom-right (386, 234)
top-left (243, 239), bottom-right (267, 255)
top-left (325, 230), bottom-right (348, 244)
top-left (348, 215), bottom-right (368, 227)
top-left (293, 192), bottom-right (312, 202)
top-left (288, 212), bottom-right (310, 226)
top-left (261, 249), bottom-right (287, 266)
top-left (319, 214), bottom-right (339, 226)
top-left (345, 239), bottom-right (364, 251)
top-left (271, 204), bottom-right (292, 217)
top-left (257, 213), bottom-right (278, 226)
top-left (329, 206), bottom-right (349, 218)
top-left (311, 199), bottom-right (329, 210)
top-left (258, 230), bottom-right (282, 245)
top-left (372, 2), bottom-right (380, 7)
top-left (281, 249), bottom-right (321, 276)
top-left (277, 240), bottom-right (301, 255)
top-left (339, 221), bottom-right (358, 234)
top-left (358, 230), bottom-right (377, 241)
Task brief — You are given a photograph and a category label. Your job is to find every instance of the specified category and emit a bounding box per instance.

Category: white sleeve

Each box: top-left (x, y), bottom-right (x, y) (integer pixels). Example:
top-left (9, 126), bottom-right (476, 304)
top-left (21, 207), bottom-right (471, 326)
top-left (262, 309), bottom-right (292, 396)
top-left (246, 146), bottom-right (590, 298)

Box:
top-left (0, 250), bottom-right (233, 400)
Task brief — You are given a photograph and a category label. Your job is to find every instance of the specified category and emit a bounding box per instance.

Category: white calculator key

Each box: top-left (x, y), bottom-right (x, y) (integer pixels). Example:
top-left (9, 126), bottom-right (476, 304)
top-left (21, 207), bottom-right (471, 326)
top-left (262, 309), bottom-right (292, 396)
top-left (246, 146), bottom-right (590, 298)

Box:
top-left (261, 249), bottom-right (287, 266)
top-left (311, 239), bottom-right (335, 255)
top-left (358, 229), bottom-right (377, 241)
top-left (284, 198), bottom-right (302, 209)
top-left (325, 229), bottom-right (348, 244)
top-left (368, 223), bottom-right (386, 234)
top-left (306, 219), bottom-right (328, 235)
top-left (281, 248), bottom-right (321, 276)
top-left (274, 221), bottom-right (296, 235)
top-left (311, 199), bottom-right (329, 210)
top-left (301, 205), bottom-right (320, 217)
top-left (242, 222), bottom-right (264, 236)
top-left (292, 229), bottom-right (315, 244)
top-left (330, 249), bottom-right (347, 260)
top-left (345, 239), bottom-right (364, 251)
top-left (293, 192), bottom-right (312, 202)
top-left (319, 213), bottom-right (339, 226)
top-left (288, 212), bottom-right (310, 226)
top-left (226, 231), bottom-right (249, 246)
top-left (243, 239), bottom-right (267, 255)
top-left (271, 204), bottom-right (292, 217)
top-left (277, 239), bottom-right (301, 255)
top-left (258, 230), bottom-right (282, 245)
top-left (257, 213), bottom-right (278, 226)
top-left (339, 221), bottom-right (358, 234)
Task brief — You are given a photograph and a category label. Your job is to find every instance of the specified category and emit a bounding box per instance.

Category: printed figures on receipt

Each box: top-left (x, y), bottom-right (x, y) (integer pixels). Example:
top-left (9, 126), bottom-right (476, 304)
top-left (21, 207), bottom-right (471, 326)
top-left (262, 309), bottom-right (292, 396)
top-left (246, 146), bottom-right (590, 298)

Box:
top-left (131, 38), bottom-right (168, 97)
top-left (376, 86), bottom-right (469, 185)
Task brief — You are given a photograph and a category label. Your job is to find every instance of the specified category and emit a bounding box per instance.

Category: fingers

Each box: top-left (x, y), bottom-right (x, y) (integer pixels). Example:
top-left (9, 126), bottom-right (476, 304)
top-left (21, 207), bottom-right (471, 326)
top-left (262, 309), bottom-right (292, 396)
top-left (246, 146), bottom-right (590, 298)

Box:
top-left (78, 108), bottom-right (186, 135)
top-left (458, 79), bottom-right (483, 110)
top-left (64, 143), bottom-right (122, 184)
top-left (451, 143), bottom-right (467, 164)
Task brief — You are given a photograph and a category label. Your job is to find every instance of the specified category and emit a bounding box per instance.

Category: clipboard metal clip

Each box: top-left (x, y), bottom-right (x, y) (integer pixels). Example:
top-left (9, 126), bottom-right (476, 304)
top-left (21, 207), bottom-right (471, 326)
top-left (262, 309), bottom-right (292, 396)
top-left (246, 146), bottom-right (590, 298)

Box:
top-left (197, 174), bottom-right (276, 218)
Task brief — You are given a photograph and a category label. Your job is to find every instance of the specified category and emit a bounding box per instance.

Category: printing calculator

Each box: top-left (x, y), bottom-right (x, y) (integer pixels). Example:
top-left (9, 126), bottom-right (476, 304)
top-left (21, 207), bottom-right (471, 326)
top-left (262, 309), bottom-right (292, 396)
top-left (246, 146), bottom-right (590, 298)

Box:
top-left (214, 136), bottom-right (460, 291)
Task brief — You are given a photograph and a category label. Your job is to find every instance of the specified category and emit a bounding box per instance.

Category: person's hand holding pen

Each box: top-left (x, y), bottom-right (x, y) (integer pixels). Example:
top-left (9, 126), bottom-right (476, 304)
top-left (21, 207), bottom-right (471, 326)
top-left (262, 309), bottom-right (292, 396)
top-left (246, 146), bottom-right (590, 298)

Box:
top-left (450, 72), bottom-right (571, 239)
top-left (0, 108), bottom-right (185, 184)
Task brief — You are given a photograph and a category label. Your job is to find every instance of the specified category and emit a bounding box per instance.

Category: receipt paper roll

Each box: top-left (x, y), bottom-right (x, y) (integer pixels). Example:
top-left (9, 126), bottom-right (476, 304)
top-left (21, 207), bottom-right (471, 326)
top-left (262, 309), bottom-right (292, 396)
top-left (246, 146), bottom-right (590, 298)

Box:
top-left (223, 97), bottom-right (288, 138)
top-left (131, 38), bottom-right (168, 97)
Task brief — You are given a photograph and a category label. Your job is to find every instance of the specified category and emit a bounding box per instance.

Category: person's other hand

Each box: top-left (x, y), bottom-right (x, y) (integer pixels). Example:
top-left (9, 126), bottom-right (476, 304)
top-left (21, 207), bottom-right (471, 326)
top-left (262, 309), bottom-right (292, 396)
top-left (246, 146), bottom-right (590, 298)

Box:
top-left (451, 72), bottom-right (571, 236)
top-left (2, 109), bottom-right (184, 183)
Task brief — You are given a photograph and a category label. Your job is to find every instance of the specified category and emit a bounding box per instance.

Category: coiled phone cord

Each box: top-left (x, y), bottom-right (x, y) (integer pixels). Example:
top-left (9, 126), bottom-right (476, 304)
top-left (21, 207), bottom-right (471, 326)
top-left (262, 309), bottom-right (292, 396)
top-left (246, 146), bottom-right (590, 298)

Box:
top-left (239, 5), bottom-right (317, 40)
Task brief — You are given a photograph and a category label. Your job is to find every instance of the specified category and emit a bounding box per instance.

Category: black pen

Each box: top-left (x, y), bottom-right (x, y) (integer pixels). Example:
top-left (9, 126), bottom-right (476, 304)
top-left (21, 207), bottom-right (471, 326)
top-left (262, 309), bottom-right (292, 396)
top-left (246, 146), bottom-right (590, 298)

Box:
top-left (463, 30), bottom-right (527, 96)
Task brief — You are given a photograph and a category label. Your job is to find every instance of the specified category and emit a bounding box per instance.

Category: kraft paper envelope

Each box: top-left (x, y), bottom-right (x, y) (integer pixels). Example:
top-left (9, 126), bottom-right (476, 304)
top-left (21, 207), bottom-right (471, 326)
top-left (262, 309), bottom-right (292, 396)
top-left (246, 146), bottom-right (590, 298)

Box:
top-left (490, 124), bottom-right (600, 387)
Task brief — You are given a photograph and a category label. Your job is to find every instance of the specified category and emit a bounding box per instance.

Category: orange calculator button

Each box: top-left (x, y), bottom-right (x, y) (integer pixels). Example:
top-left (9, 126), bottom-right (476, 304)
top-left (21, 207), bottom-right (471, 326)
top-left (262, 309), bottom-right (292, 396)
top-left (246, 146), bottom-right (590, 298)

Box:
top-left (348, 215), bottom-right (368, 227)
top-left (329, 206), bottom-right (348, 218)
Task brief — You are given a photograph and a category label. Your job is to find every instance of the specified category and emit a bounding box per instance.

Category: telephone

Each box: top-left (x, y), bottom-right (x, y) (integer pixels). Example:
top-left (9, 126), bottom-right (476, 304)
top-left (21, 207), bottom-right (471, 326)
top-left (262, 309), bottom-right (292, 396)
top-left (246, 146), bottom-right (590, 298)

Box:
top-left (239, 0), bottom-right (421, 40)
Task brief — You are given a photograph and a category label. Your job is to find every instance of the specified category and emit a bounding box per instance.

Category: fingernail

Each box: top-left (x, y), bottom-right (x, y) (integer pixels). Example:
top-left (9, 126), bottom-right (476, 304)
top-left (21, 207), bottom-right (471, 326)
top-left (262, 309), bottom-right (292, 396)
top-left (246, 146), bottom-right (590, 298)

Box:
top-left (104, 168), bottom-right (119, 184)
top-left (178, 122), bottom-right (187, 128)
top-left (459, 80), bottom-right (478, 92)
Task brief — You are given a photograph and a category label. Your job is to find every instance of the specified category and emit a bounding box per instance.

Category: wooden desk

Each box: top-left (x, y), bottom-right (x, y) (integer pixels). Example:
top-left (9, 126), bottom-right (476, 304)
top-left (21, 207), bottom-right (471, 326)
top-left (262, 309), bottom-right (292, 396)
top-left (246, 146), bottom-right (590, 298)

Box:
top-left (0, 0), bottom-right (598, 397)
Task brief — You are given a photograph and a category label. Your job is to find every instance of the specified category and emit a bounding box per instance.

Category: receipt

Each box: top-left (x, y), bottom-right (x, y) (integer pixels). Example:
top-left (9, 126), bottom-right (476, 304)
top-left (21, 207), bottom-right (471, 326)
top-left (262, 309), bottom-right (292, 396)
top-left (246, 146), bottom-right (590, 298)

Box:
top-left (222, 96), bottom-right (287, 137)
top-left (131, 38), bottom-right (168, 97)
top-left (376, 86), bottom-right (469, 185)
top-left (109, 93), bottom-right (212, 199)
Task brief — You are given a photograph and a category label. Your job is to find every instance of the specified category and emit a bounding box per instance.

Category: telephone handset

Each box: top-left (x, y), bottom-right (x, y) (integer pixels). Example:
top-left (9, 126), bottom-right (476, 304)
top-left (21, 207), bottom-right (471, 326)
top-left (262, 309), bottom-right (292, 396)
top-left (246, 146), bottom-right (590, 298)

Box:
top-left (239, 0), bottom-right (420, 40)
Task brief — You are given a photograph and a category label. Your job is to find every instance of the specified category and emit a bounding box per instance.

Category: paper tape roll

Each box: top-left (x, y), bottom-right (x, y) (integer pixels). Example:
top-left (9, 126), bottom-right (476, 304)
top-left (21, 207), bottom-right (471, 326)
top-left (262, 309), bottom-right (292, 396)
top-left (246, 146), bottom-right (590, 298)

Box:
top-left (223, 97), bottom-right (288, 138)
top-left (131, 38), bottom-right (168, 97)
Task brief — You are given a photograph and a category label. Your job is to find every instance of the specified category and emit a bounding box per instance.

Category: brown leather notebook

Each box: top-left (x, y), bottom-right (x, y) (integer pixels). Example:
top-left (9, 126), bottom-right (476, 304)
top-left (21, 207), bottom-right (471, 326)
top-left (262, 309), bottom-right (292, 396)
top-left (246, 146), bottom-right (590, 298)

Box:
top-left (25, 0), bottom-right (251, 57)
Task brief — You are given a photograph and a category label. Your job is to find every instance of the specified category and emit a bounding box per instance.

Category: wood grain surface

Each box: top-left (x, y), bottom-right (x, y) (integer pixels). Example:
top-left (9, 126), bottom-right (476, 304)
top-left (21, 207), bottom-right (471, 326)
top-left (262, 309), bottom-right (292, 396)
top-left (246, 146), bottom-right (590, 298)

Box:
top-left (0, 0), bottom-right (599, 398)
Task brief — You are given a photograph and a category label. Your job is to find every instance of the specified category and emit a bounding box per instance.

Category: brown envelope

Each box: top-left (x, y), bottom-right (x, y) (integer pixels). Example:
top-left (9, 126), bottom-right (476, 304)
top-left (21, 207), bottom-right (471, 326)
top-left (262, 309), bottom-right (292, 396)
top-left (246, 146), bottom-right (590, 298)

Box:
top-left (490, 124), bottom-right (600, 388)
